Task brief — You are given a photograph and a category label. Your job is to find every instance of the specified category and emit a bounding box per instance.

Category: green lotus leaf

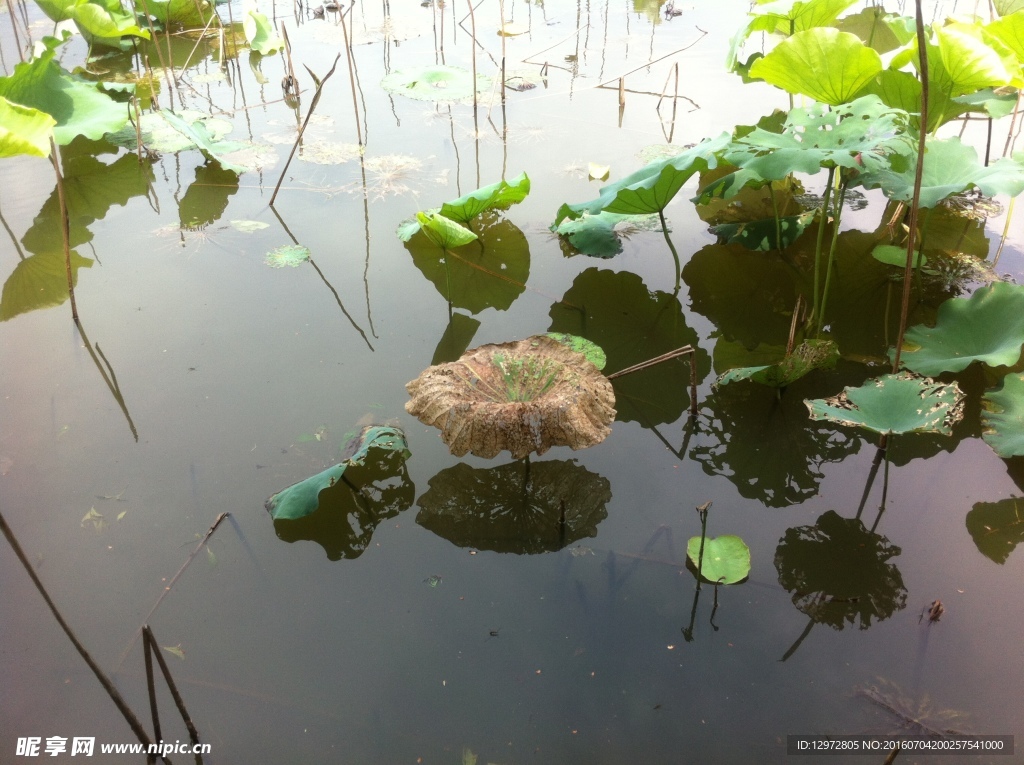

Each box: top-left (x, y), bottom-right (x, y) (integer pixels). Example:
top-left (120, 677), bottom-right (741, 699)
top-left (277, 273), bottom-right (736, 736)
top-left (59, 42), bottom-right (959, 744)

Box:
top-left (0, 97), bottom-right (56, 158)
top-left (717, 339), bottom-right (838, 388)
top-left (835, 7), bottom-right (912, 54)
top-left (987, 12), bottom-right (1024, 71)
top-left (416, 211), bottom-right (478, 249)
top-left (554, 133), bottom-right (732, 224)
top-left (966, 497), bottom-right (1024, 564)
top-left (805, 372), bottom-right (965, 436)
top-left (439, 172), bottom-right (530, 223)
top-left (0, 35), bottom-right (130, 144)
top-left (552, 210), bottom-right (659, 258)
top-left (859, 137), bottom-right (1024, 208)
top-left (981, 373), bottom-right (1024, 458)
top-left (107, 109), bottom-right (233, 152)
top-left (546, 333), bottom-right (607, 370)
top-left (266, 426), bottom-right (411, 521)
top-left (748, 28), bottom-right (883, 105)
top-left (71, 0), bottom-right (150, 46)
top-left (265, 244), bottom-right (311, 268)
top-left (953, 88), bottom-right (1019, 119)
top-left (710, 211), bottom-right (816, 251)
top-left (996, 0), bottom-right (1024, 16)
top-left (896, 283), bottom-right (1024, 375)
top-left (871, 244), bottom-right (926, 268)
top-left (687, 534), bottom-right (751, 585)
top-left (380, 65), bottom-right (491, 102)
top-left (145, 0), bottom-right (215, 26)
top-left (157, 109), bottom-right (247, 173)
top-left (243, 10), bottom-right (283, 55)
top-left (727, 0), bottom-right (859, 68)
top-left (854, 68), bottom-right (966, 131)
top-left (35, 0), bottom-right (83, 22)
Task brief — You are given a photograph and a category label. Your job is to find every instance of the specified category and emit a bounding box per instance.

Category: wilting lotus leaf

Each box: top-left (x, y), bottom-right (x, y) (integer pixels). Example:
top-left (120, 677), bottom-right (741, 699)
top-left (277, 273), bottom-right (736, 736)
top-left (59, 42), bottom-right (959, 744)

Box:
top-left (805, 373), bottom-right (965, 436)
top-left (981, 373), bottom-right (1024, 458)
top-left (243, 10), bottom-right (284, 54)
top-left (896, 283), bottom-right (1024, 375)
top-left (748, 28), bottom-right (883, 105)
top-left (381, 65), bottom-right (491, 101)
top-left (405, 213), bottom-right (528, 314)
top-left (859, 138), bottom-right (1024, 209)
top-left (686, 535), bottom-right (750, 584)
top-left (966, 497), bottom-right (1024, 564)
top-left (553, 133), bottom-right (732, 224)
top-left (717, 340), bottom-right (839, 388)
top-left (265, 244), bottom-right (310, 268)
top-left (405, 335), bottom-right (615, 460)
top-left (775, 510), bottom-right (907, 631)
top-left (415, 459), bottom-right (610, 554)
top-left (553, 211), bottom-right (660, 258)
top-left (266, 426), bottom-right (411, 521)
top-left (0, 97), bottom-right (56, 158)
top-left (549, 268), bottom-right (709, 427)
top-left (0, 35), bottom-right (129, 144)
top-left (711, 211), bottom-right (816, 251)
top-left (547, 333), bottom-right (606, 370)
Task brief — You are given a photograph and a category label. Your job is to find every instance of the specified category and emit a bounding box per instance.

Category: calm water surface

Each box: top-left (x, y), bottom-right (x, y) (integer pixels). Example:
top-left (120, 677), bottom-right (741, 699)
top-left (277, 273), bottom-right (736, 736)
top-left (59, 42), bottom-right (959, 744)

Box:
top-left (2, 0), bottom-right (1024, 762)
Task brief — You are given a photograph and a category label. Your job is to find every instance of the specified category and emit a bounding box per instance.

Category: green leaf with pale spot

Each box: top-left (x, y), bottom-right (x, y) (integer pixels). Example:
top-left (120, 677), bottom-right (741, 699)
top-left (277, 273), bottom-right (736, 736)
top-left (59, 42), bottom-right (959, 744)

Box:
top-left (0, 97), bottom-right (55, 158)
top-left (266, 426), bottom-right (410, 520)
top-left (896, 283), bottom-right (1024, 375)
top-left (982, 373), bottom-right (1024, 458)
top-left (859, 137), bottom-right (1024, 208)
top-left (805, 373), bottom-right (965, 436)
top-left (687, 535), bottom-right (751, 585)
top-left (748, 28), bottom-right (883, 105)
top-left (0, 35), bottom-right (129, 144)
top-left (547, 333), bottom-right (607, 370)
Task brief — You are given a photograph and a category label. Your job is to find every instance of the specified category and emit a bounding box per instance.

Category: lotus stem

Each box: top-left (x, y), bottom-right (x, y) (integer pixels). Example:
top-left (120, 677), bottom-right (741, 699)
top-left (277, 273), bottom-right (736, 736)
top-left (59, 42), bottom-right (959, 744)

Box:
top-left (7, 0), bottom-right (25, 62)
top-left (768, 182), bottom-right (782, 254)
top-left (892, 0), bottom-right (929, 374)
top-left (144, 626), bottom-right (202, 744)
top-left (466, 0), bottom-right (478, 116)
top-left (606, 345), bottom-right (694, 379)
top-left (993, 196), bottom-right (1017, 268)
top-left (143, 627), bottom-right (163, 745)
top-left (808, 165), bottom-right (835, 331)
top-left (338, 5), bottom-right (363, 146)
top-left (657, 210), bottom-right (682, 292)
top-left (694, 501), bottom-right (711, 591)
top-left (816, 179), bottom-right (848, 337)
top-left (48, 139), bottom-right (78, 323)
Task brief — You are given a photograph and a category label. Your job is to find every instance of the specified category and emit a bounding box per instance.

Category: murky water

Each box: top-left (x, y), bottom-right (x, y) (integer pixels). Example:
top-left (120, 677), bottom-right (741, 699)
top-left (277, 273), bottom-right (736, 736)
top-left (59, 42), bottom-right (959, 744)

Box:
top-left (2, 0), bottom-right (1024, 762)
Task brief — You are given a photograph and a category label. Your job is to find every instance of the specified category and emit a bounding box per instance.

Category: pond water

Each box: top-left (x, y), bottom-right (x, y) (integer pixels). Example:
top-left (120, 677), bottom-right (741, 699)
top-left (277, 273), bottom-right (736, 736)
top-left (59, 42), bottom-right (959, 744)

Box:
top-left (3, 0), bottom-right (1024, 762)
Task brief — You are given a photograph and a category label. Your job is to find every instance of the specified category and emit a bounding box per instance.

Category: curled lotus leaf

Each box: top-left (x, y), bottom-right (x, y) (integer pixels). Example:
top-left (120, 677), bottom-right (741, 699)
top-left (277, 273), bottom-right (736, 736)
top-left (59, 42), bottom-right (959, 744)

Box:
top-left (405, 335), bottom-right (616, 459)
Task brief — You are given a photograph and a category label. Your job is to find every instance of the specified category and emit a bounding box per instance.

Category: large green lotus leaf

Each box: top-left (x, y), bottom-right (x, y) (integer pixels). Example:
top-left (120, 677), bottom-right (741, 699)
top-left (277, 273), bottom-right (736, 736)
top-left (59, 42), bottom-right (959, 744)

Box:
top-left (157, 110), bottom-right (247, 173)
top-left (996, 0), bottom-right (1024, 14)
top-left (0, 97), bottom-right (56, 158)
top-left (405, 213), bottom-right (527, 314)
top-left (897, 283), bottom-right (1024, 375)
top-left (415, 460), bottom-right (611, 555)
top-left (805, 373), bottom-right (965, 436)
top-left (854, 68), bottom-right (963, 131)
top-left (687, 535), bottom-right (751, 585)
top-left (552, 210), bottom-right (660, 258)
top-left (834, 7), bottom-right (911, 54)
top-left (0, 250), bottom-right (93, 321)
top-left (937, 23), bottom-right (1018, 94)
top-left (748, 28), bottom-right (882, 105)
top-left (717, 340), bottom-right (839, 388)
top-left (553, 132), bottom-right (731, 223)
top-left (981, 373), bottom-right (1024, 457)
top-left (987, 12), bottom-right (1024, 74)
top-left (243, 10), bottom-right (283, 54)
top-left (690, 370), bottom-right (861, 507)
top-left (381, 65), bottom-right (491, 102)
top-left (859, 137), bottom-right (1024, 208)
top-left (727, 0), bottom-right (859, 67)
top-left (266, 426), bottom-right (410, 521)
top-left (35, 0), bottom-right (82, 22)
top-left (439, 172), bottom-right (530, 224)
top-left (0, 36), bottom-right (130, 144)
top-left (966, 497), bottom-right (1024, 564)
top-left (548, 268), bottom-right (710, 427)
top-left (71, 0), bottom-right (150, 47)
top-left (145, 0), bottom-right (215, 27)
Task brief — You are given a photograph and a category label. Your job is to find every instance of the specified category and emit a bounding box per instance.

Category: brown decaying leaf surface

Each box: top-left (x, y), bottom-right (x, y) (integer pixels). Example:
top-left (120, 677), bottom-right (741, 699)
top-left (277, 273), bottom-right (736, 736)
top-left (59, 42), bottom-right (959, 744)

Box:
top-left (405, 336), bottom-right (616, 459)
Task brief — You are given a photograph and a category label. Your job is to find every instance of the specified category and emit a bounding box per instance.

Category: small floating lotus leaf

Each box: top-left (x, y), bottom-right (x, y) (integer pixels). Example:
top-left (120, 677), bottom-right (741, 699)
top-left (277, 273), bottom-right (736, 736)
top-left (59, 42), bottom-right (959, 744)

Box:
top-left (717, 339), bottom-right (838, 388)
top-left (546, 333), bottom-right (607, 370)
top-left (265, 244), bottom-right (311, 268)
top-left (895, 282), bottom-right (1024, 375)
top-left (981, 373), bottom-right (1024, 458)
top-left (381, 65), bottom-right (491, 101)
top-left (805, 373), bottom-right (965, 436)
top-left (686, 534), bottom-right (751, 585)
top-left (265, 426), bottom-right (411, 521)
top-left (872, 244), bottom-right (926, 268)
top-left (748, 28), bottom-right (883, 106)
top-left (230, 219), bottom-right (269, 233)
top-left (405, 335), bottom-right (616, 459)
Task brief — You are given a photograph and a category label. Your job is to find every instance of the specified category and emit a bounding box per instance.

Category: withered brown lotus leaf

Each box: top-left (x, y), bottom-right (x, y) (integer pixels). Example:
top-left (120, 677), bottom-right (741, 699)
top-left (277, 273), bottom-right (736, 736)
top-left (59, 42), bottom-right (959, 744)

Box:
top-left (405, 335), bottom-right (616, 459)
